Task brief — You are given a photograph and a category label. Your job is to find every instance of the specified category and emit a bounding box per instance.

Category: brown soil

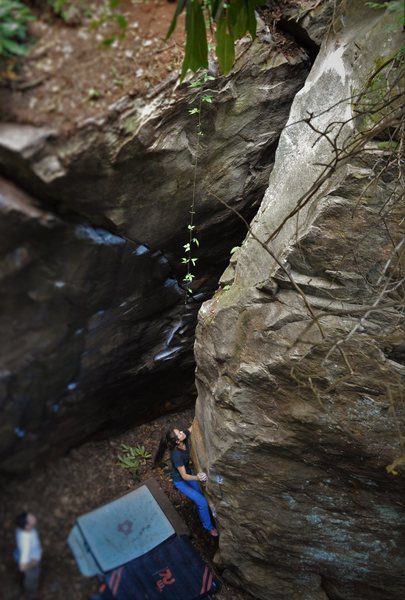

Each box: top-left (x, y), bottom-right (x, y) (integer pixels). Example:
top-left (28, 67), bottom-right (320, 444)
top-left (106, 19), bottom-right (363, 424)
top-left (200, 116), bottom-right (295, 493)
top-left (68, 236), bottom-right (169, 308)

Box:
top-left (0, 1), bottom-right (305, 136)
top-left (0, 0), bottom-right (185, 133)
top-left (0, 407), bottom-right (252, 600)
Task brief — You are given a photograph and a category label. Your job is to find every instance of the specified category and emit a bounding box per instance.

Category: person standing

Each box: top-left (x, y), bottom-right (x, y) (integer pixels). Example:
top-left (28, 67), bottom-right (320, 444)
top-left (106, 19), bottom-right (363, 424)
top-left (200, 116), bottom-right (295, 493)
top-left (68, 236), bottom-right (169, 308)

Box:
top-left (15, 512), bottom-right (42, 600)
top-left (154, 424), bottom-right (218, 537)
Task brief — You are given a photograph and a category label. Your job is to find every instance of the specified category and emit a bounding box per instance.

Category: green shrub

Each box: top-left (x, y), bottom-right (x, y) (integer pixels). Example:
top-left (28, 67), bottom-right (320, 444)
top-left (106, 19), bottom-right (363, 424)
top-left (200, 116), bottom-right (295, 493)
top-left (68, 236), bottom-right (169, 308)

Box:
top-left (117, 444), bottom-right (152, 481)
top-left (0, 0), bottom-right (34, 59)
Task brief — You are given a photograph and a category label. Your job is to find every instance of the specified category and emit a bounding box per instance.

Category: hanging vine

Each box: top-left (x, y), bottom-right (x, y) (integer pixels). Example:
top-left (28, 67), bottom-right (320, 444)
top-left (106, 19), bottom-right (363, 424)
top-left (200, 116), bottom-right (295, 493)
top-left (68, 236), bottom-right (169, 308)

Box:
top-left (182, 71), bottom-right (215, 296)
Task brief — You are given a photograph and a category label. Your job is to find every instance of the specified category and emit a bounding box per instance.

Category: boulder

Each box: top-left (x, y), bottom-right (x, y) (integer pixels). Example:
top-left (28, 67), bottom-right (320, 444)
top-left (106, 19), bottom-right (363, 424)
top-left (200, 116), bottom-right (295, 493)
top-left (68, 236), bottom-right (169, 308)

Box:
top-left (0, 176), bottom-right (190, 472)
top-left (193, 3), bottom-right (405, 599)
top-left (0, 33), bottom-right (310, 473)
top-left (277, 0), bottom-right (337, 51)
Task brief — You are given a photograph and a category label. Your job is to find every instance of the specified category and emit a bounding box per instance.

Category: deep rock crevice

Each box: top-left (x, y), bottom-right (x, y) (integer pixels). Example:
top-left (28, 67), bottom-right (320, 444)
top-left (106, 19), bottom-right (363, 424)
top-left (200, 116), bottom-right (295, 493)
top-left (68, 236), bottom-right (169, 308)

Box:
top-left (0, 22), bottom-right (312, 474)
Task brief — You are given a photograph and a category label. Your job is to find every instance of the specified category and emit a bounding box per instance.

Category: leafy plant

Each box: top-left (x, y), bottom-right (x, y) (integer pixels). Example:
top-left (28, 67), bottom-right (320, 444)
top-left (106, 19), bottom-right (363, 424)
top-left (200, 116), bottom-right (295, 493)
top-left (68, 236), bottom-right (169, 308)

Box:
top-left (117, 444), bottom-right (152, 480)
top-left (87, 87), bottom-right (102, 100)
top-left (366, 0), bottom-right (405, 30)
top-left (46, 0), bottom-right (92, 23)
top-left (377, 140), bottom-right (399, 151)
top-left (89, 0), bottom-right (128, 47)
top-left (182, 71), bottom-right (216, 295)
top-left (366, 0), bottom-right (403, 13)
top-left (0, 0), bottom-right (34, 59)
top-left (48, 0), bottom-right (68, 16)
top-left (168, 0), bottom-right (266, 79)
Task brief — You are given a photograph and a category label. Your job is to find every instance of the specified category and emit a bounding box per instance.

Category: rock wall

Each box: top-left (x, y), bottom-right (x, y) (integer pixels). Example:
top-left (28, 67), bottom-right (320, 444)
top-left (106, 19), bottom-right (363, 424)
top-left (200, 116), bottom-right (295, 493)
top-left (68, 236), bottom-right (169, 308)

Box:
top-left (193, 3), bottom-right (405, 599)
top-left (0, 22), bottom-right (310, 473)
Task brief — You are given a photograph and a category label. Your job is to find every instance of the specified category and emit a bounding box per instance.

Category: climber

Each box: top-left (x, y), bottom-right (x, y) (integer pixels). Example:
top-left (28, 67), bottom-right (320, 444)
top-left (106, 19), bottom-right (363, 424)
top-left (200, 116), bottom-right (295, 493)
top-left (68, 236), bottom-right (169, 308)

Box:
top-left (154, 424), bottom-right (218, 537)
top-left (14, 511), bottom-right (42, 600)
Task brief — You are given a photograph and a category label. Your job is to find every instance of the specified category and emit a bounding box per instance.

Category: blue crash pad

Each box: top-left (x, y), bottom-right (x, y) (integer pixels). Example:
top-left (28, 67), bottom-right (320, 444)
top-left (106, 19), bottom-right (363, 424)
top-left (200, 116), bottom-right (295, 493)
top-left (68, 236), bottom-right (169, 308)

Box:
top-left (68, 522), bottom-right (101, 576)
top-left (68, 485), bottom-right (175, 575)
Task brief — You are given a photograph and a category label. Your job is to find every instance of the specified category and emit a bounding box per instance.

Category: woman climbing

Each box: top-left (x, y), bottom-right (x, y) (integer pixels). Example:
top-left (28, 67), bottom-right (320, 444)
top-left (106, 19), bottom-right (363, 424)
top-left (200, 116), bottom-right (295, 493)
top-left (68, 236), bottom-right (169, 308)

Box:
top-left (154, 425), bottom-right (218, 537)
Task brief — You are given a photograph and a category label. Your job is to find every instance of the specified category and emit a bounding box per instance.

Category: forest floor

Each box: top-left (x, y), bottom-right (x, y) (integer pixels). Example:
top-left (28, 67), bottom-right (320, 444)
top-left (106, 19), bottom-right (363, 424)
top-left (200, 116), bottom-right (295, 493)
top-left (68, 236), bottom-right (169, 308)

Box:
top-left (0, 0), bottom-right (300, 134)
top-left (0, 406), bottom-right (252, 600)
top-left (0, 0), bottom-right (185, 133)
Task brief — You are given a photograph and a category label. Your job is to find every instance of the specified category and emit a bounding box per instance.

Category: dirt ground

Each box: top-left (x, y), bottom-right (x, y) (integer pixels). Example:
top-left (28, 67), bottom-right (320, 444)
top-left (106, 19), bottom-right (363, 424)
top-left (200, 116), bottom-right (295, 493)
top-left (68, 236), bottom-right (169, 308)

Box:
top-left (0, 0), bottom-right (302, 134)
top-left (0, 406), bottom-right (252, 600)
top-left (0, 0), bottom-right (185, 133)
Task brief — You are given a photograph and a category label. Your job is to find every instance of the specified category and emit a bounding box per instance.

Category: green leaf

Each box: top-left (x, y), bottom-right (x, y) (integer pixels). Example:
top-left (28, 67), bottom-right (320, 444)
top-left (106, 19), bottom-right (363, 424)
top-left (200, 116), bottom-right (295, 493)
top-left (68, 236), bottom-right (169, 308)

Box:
top-left (181, 0), bottom-right (208, 80)
top-left (230, 246), bottom-right (240, 254)
top-left (215, 16), bottom-right (235, 75)
top-left (89, 19), bottom-right (99, 29)
top-left (2, 23), bottom-right (19, 37)
top-left (387, 1), bottom-right (401, 12)
top-left (192, 237), bottom-right (200, 246)
top-left (187, 224), bottom-right (195, 230)
top-left (88, 87), bottom-right (102, 99)
top-left (118, 455), bottom-right (139, 468)
top-left (167, 0), bottom-right (187, 39)
top-left (365, 1), bottom-right (387, 8)
top-left (2, 38), bottom-right (28, 55)
top-left (246, 0), bottom-right (258, 38)
top-left (228, 0), bottom-right (247, 38)
top-left (212, 0), bottom-right (224, 21)
top-left (201, 94), bottom-right (213, 103)
top-left (100, 36), bottom-right (115, 47)
top-left (134, 446), bottom-right (151, 459)
top-left (115, 14), bottom-right (128, 29)
top-left (188, 107), bottom-right (200, 114)
top-left (183, 243), bottom-right (191, 251)
top-left (189, 79), bottom-right (204, 88)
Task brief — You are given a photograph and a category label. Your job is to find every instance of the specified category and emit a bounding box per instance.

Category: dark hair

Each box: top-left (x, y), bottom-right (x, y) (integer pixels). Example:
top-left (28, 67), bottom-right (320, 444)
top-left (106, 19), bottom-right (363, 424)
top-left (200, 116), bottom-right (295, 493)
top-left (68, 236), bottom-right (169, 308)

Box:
top-left (153, 429), bottom-right (178, 466)
top-left (15, 512), bottom-right (28, 530)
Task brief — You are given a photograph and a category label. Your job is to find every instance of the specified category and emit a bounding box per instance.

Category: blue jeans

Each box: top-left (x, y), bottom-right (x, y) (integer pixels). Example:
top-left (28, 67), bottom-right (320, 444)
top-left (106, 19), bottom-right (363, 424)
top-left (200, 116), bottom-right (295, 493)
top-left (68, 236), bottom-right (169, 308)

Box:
top-left (174, 480), bottom-right (214, 531)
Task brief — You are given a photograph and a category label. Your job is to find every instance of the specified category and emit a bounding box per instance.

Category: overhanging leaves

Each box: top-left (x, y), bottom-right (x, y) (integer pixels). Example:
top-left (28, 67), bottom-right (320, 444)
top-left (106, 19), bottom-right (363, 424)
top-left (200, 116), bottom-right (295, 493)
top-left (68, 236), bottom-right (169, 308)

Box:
top-left (228, 0), bottom-right (248, 39)
top-left (167, 0), bottom-right (187, 40)
top-left (216, 17), bottom-right (235, 75)
top-left (181, 0), bottom-right (208, 80)
top-left (167, 0), bottom-right (264, 78)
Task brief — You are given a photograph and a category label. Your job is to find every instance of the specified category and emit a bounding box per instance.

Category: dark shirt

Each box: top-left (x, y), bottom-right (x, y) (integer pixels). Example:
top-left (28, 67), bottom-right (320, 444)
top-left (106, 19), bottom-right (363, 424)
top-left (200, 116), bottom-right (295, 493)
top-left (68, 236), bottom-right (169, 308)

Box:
top-left (170, 430), bottom-right (192, 482)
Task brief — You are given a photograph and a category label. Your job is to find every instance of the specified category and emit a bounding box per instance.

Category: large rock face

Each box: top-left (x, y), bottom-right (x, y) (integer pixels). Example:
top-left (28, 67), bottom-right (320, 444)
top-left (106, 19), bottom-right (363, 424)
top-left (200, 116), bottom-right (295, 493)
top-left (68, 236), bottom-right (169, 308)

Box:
top-left (194, 3), bottom-right (405, 599)
top-left (0, 27), bottom-right (310, 473)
